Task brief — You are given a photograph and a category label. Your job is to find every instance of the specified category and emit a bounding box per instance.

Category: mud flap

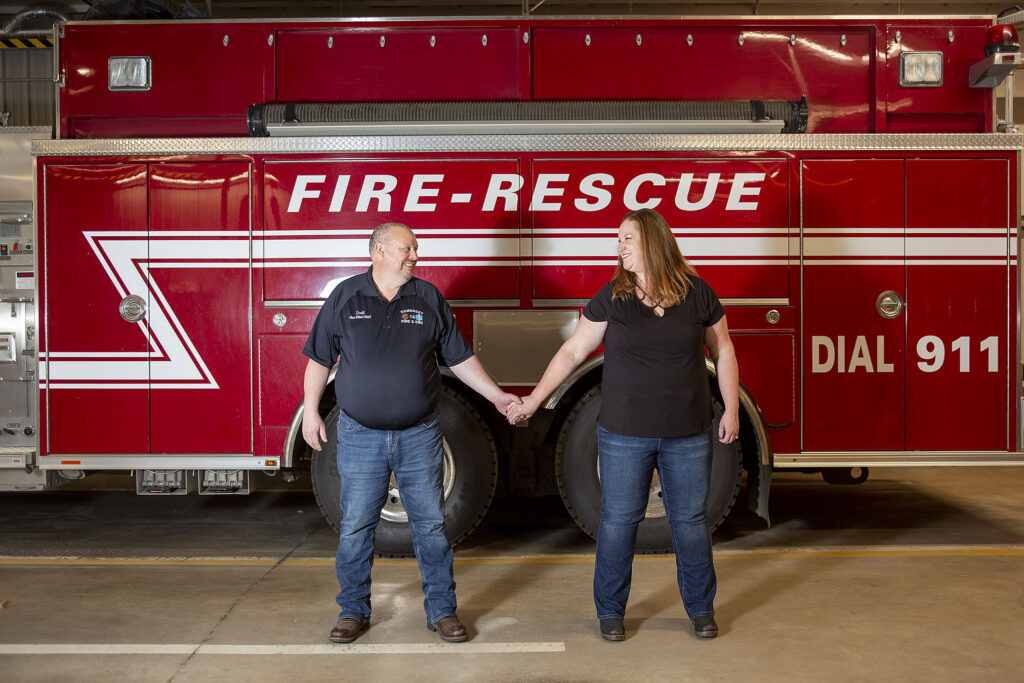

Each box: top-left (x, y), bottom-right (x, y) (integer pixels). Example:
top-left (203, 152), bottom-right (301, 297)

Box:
top-left (746, 462), bottom-right (772, 527)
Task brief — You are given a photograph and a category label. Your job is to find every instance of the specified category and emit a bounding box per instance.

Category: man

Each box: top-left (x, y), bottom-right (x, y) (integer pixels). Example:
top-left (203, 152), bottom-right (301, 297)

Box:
top-left (302, 222), bottom-right (519, 645)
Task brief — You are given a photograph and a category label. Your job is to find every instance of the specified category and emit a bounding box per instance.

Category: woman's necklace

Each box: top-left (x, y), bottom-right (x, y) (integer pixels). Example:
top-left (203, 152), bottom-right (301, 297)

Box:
top-left (634, 283), bottom-right (665, 317)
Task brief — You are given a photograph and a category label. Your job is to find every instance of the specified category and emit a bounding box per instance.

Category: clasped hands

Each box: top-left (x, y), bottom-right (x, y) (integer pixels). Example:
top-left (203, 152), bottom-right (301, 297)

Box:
top-left (494, 393), bottom-right (540, 425)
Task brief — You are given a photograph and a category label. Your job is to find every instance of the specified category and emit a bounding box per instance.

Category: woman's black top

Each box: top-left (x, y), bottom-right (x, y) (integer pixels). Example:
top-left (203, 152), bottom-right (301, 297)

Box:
top-left (582, 277), bottom-right (725, 438)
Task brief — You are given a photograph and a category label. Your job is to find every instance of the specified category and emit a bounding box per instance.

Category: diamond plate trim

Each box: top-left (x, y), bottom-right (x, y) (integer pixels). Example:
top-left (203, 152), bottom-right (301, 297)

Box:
top-left (0, 446), bottom-right (35, 455)
top-left (32, 133), bottom-right (1024, 157)
top-left (1, 126), bottom-right (51, 136)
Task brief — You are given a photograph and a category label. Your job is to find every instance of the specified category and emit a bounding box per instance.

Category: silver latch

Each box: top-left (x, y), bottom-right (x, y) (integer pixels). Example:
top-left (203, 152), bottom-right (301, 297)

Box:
top-left (0, 214), bottom-right (31, 225)
top-left (119, 295), bottom-right (147, 322)
top-left (876, 291), bottom-right (904, 319)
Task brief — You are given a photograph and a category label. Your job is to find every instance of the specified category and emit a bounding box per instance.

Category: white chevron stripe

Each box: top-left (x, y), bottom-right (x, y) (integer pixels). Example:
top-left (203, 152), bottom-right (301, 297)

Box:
top-left (42, 229), bottom-right (1014, 387)
top-left (534, 236), bottom-right (790, 257)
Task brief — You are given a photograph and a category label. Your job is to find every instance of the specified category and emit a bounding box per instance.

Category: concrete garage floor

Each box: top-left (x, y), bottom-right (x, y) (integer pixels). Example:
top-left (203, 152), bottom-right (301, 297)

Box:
top-left (0, 468), bottom-right (1023, 682)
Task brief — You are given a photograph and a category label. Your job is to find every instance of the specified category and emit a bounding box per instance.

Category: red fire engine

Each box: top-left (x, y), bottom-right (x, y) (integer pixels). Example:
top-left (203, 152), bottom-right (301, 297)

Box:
top-left (2, 12), bottom-right (1022, 554)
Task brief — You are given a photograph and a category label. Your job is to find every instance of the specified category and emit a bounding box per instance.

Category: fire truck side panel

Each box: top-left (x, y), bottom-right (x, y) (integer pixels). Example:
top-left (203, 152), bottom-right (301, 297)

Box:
top-left (60, 24), bottom-right (273, 138)
top-left (17, 13), bottom-right (1024, 548)
top-left (530, 158), bottom-right (789, 300)
top-left (67, 117), bottom-right (249, 140)
top-left (801, 158), bottom-right (906, 451)
top-left (1015, 155), bottom-right (1020, 454)
top-left (43, 163), bottom-right (150, 454)
top-left (730, 332), bottom-right (796, 423)
top-left (258, 333), bottom-right (307, 456)
top-left (262, 159), bottom-right (521, 301)
top-left (904, 158), bottom-right (1012, 451)
top-left (263, 426), bottom-right (286, 459)
top-left (275, 28), bottom-right (524, 102)
top-left (148, 162), bottom-right (253, 454)
top-left (55, 17), bottom-right (999, 141)
top-left (530, 27), bottom-right (874, 134)
top-left (884, 25), bottom-right (992, 133)
top-left (256, 298), bottom-right (319, 459)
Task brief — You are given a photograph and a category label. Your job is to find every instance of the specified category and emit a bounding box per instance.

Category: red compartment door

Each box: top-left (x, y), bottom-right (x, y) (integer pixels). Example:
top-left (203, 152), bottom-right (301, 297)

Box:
top-left (148, 162), bottom-right (252, 454)
top-left (45, 164), bottom-right (150, 454)
top-left (905, 159), bottom-right (1010, 451)
top-left (801, 159), bottom-right (906, 451)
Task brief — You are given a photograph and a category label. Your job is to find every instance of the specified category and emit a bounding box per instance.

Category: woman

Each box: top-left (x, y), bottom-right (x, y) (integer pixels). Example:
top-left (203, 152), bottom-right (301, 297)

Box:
top-left (507, 208), bottom-right (739, 641)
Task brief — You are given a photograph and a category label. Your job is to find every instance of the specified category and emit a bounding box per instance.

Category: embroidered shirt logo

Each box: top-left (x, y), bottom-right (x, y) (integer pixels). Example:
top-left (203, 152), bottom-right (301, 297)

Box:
top-left (349, 309), bottom-right (372, 320)
top-left (400, 308), bottom-right (425, 325)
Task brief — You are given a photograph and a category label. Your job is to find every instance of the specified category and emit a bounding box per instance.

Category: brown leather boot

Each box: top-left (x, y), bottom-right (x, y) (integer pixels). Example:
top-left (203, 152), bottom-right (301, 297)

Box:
top-left (427, 615), bottom-right (469, 642)
top-left (329, 618), bottom-right (367, 643)
top-left (692, 615), bottom-right (719, 639)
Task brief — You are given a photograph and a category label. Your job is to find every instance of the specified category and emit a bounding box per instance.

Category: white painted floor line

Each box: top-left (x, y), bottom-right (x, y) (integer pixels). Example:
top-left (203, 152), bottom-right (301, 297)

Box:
top-left (201, 643), bottom-right (566, 654)
top-left (0, 642), bottom-right (566, 656)
top-left (0, 644), bottom-right (196, 655)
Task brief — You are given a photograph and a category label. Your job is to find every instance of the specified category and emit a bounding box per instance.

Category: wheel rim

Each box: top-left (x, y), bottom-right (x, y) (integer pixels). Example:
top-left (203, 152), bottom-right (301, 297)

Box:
top-left (379, 437), bottom-right (456, 523)
top-left (646, 472), bottom-right (666, 519)
top-left (596, 457), bottom-right (667, 520)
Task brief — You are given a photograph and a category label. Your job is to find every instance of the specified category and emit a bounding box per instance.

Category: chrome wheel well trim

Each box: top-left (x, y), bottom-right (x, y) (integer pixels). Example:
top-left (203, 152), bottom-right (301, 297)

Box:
top-left (543, 354), bottom-right (605, 410)
top-left (283, 364), bottom-right (339, 469)
top-left (285, 366), bottom-right (468, 467)
top-left (541, 354), bottom-right (770, 467)
top-left (703, 357), bottom-right (772, 468)
top-left (284, 360), bottom-right (773, 469)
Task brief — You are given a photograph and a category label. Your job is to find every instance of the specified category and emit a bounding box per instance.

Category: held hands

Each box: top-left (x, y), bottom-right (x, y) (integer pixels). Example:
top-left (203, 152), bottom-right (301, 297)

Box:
top-left (506, 394), bottom-right (541, 425)
top-left (493, 392), bottom-right (523, 417)
top-left (718, 409), bottom-right (739, 444)
top-left (303, 393), bottom-right (521, 452)
top-left (302, 408), bottom-right (328, 452)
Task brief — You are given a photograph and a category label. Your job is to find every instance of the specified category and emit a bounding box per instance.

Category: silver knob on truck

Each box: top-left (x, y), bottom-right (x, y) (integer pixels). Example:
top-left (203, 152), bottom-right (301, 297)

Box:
top-left (119, 295), bottom-right (146, 322)
top-left (876, 291), bottom-right (904, 319)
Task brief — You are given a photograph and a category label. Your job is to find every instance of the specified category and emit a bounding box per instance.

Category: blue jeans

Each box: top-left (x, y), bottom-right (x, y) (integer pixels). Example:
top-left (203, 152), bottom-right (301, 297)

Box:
top-left (334, 408), bottom-right (456, 624)
top-left (594, 424), bottom-right (716, 621)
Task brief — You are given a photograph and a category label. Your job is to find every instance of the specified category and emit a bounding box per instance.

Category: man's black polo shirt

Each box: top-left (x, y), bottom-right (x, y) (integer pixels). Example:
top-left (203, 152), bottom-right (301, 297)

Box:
top-left (303, 268), bottom-right (474, 430)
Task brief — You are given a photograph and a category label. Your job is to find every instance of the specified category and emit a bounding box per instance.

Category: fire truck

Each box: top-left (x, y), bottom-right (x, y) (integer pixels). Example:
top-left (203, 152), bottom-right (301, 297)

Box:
top-left (2, 11), bottom-right (1023, 554)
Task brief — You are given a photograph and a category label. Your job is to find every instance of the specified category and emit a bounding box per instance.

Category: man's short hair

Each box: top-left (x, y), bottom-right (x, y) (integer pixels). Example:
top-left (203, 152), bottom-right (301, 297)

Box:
top-left (369, 222), bottom-right (410, 254)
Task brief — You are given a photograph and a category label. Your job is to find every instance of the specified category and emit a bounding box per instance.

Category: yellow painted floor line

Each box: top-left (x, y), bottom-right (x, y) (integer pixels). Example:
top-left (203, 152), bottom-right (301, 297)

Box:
top-left (0, 557), bottom-right (283, 567)
top-left (1, 544), bottom-right (1023, 567)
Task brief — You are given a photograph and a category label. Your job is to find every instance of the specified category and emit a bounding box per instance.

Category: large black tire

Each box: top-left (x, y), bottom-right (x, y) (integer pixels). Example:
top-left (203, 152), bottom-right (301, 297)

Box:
top-left (555, 385), bottom-right (742, 553)
top-left (311, 386), bottom-right (498, 557)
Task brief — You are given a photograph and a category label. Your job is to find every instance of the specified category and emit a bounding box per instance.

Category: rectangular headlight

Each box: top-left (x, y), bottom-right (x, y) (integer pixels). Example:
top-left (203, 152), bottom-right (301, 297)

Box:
top-left (900, 51), bottom-right (943, 87)
top-left (108, 56), bottom-right (152, 91)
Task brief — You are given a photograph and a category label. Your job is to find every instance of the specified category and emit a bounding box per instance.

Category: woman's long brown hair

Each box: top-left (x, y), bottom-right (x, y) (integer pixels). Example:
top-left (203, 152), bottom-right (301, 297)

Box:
top-left (611, 208), bottom-right (697, 307)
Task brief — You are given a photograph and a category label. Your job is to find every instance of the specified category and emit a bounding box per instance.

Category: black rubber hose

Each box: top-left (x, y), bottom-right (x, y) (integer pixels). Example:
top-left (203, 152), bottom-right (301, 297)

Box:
top-left (246, 103), bottom-right (267, 137)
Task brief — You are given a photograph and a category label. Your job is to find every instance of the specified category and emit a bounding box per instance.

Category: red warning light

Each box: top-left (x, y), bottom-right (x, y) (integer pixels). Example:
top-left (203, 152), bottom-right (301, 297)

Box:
top-left (984, 24), bottom-right (1020, 56)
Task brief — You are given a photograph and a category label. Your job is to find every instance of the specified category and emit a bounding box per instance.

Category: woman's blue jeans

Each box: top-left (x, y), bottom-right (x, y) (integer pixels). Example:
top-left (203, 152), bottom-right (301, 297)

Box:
top-left (594, 424), bottom-right (717, 621)
top-left (334, 408), bottom-right (456, 624)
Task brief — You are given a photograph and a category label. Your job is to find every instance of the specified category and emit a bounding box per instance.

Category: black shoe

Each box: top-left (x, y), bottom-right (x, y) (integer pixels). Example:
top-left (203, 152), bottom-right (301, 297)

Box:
top-left (599, 617), bottom-right (625, 641)
top-left (692, 615), bottom-right (719, 639)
